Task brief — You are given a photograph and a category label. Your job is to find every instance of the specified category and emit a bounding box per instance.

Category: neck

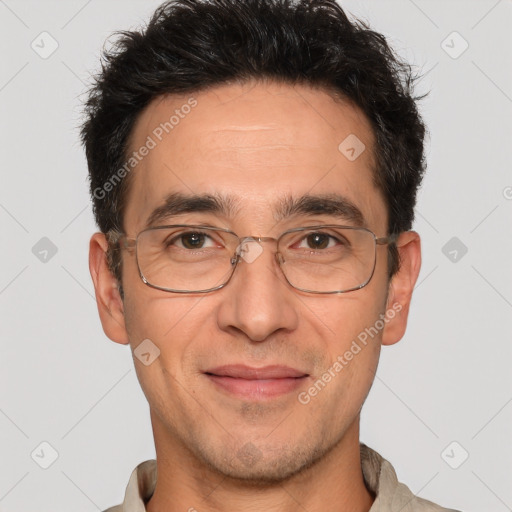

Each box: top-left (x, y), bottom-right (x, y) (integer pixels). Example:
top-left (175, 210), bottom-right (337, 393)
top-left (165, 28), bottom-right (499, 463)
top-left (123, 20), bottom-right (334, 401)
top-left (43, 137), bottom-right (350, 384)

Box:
top-left (146, 411), bottom-right (375, 512)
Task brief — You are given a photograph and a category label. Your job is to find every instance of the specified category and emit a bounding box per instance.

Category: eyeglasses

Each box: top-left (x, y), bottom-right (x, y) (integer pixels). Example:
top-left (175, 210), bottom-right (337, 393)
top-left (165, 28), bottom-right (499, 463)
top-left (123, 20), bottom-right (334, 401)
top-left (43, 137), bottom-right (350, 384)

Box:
top-left (109, 224), bottom-right (397, 294)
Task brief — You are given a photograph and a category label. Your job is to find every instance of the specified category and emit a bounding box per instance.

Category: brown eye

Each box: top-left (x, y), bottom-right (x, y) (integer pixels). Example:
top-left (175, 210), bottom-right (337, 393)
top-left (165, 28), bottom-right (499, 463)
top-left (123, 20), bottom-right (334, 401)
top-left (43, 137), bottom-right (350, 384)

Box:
top-left (180, 232), bottom-right (207, 249)
top-left (163, 231), bottom-right (216, 250)
top-left (304, 233), bottom-right (331, 250)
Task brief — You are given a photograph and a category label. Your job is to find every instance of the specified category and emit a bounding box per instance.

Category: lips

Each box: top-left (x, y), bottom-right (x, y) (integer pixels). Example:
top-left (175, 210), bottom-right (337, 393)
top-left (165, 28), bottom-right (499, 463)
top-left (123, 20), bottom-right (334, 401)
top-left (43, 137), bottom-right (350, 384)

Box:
top-left (204, 364), bottom-right (309, 400)
top-left (206, 364), bottom-right (308, 379)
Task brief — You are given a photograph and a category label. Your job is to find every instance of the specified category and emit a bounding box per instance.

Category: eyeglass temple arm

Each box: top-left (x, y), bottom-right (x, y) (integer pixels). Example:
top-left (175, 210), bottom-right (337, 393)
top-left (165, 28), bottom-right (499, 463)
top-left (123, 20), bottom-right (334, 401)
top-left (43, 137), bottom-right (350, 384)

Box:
top-left (106, 229), bottom-right (136, 250)
top-left (376, 232), bottom-right (399, 245)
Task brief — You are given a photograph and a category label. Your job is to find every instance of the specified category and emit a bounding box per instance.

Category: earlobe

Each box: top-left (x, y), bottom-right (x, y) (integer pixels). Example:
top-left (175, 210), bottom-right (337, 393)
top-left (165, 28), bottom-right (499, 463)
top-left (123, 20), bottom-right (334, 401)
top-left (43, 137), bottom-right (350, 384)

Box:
top-left (89, 232), bottom-right (130, 345)
top-left (381, 231), bottom-right (421, 346)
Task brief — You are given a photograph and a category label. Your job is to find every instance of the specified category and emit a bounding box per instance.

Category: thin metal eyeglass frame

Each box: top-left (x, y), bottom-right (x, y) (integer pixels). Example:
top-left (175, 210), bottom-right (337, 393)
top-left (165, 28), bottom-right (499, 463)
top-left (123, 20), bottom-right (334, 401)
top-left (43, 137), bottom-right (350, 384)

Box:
top-left (109, 224), bottom-right (398, 294)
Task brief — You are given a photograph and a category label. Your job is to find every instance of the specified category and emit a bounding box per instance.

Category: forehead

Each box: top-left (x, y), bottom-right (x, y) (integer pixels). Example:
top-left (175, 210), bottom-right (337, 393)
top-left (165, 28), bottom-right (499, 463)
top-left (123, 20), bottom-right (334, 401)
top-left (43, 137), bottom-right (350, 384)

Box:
top-left (123, 80), bottom-right (386, 235)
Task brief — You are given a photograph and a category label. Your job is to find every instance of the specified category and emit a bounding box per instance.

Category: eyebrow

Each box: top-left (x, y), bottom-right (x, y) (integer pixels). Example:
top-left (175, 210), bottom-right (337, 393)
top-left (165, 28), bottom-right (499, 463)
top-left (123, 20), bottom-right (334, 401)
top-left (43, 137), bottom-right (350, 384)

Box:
top-left (145, 191), bottom-right (365, 228)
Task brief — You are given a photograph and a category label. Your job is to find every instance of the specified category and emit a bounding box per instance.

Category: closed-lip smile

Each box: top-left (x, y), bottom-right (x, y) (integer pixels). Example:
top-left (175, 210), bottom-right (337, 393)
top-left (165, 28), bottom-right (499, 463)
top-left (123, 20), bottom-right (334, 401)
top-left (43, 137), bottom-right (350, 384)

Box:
top-left (204, 364), bottom-right (309, 400)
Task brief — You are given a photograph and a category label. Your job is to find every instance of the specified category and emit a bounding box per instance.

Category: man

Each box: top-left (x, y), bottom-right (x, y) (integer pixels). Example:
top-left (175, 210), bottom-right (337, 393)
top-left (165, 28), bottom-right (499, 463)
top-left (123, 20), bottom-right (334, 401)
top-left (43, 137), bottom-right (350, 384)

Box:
top-left (82, 0), bottom-right (461, 510)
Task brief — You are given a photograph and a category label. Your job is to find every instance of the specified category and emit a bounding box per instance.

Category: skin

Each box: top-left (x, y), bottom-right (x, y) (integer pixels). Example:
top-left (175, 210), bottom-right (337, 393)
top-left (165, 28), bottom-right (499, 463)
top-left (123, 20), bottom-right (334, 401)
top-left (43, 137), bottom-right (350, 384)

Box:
top-left (89, 79), bottom-right (421, 512)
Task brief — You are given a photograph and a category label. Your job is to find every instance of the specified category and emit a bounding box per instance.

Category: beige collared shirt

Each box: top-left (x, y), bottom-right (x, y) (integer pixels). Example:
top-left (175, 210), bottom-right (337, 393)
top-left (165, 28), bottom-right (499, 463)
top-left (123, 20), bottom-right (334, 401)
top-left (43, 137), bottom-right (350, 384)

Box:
top-left (104, 443), bottom-right (461, 512)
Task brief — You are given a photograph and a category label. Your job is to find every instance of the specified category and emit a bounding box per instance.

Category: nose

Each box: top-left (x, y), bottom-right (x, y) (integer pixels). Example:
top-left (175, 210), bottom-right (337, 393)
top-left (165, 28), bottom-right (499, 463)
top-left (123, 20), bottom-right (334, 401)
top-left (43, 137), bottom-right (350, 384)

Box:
top-left (216, 238), bottom-right (299, 342)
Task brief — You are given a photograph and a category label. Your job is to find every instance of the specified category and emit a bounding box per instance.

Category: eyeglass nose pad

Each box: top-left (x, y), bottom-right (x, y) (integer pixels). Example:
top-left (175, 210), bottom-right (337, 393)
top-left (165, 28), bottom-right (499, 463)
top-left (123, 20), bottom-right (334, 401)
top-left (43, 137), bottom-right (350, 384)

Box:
top-left (275, 251), bottom-right (284, 265)
top-left (232, 239), bottom-right (247, 263)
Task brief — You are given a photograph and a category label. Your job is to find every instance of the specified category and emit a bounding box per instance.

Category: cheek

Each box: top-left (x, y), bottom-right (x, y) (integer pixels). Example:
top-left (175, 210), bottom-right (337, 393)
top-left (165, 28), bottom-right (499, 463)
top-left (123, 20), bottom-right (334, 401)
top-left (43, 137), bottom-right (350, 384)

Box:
top-left (124, 291), bottom-right (205, 350)
top-left (310, 280), bottom-right (388, 345)
top-left (122, 277), bottom-right (217, 388)
top-left (122, 292), bottom-right (207, 416)
top-left (121, 253), bottom-right (184, 340)
top-left (308, 286), bottom-right (388, 387)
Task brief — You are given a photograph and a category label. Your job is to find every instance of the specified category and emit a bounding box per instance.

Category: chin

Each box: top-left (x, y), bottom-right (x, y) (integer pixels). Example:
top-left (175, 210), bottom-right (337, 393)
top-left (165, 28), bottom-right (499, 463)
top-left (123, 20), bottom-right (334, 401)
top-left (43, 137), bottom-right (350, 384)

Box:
top-left (196, 439), bottom-right (328, 486)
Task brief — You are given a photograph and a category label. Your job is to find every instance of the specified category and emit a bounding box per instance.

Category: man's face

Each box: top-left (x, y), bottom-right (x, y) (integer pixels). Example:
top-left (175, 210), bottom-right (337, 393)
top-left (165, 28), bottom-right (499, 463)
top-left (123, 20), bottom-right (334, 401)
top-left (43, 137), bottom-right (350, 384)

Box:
top-left (116, 80), bottom-right (394, 481)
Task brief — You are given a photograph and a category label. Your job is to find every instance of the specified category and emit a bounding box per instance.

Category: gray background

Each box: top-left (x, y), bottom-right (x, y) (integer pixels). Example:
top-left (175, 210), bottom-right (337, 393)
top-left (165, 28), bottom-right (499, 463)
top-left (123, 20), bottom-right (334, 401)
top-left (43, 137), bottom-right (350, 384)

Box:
top-left (1, 0), bottom-right (511, 510)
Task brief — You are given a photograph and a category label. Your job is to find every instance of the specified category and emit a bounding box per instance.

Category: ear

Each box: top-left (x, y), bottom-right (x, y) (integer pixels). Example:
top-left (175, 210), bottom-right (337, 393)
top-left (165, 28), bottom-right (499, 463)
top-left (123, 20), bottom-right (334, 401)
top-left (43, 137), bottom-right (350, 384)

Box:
top-left (89, 232), bottom-right (129, 345)
top-left (381, 231), bottom-right (421, 346)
